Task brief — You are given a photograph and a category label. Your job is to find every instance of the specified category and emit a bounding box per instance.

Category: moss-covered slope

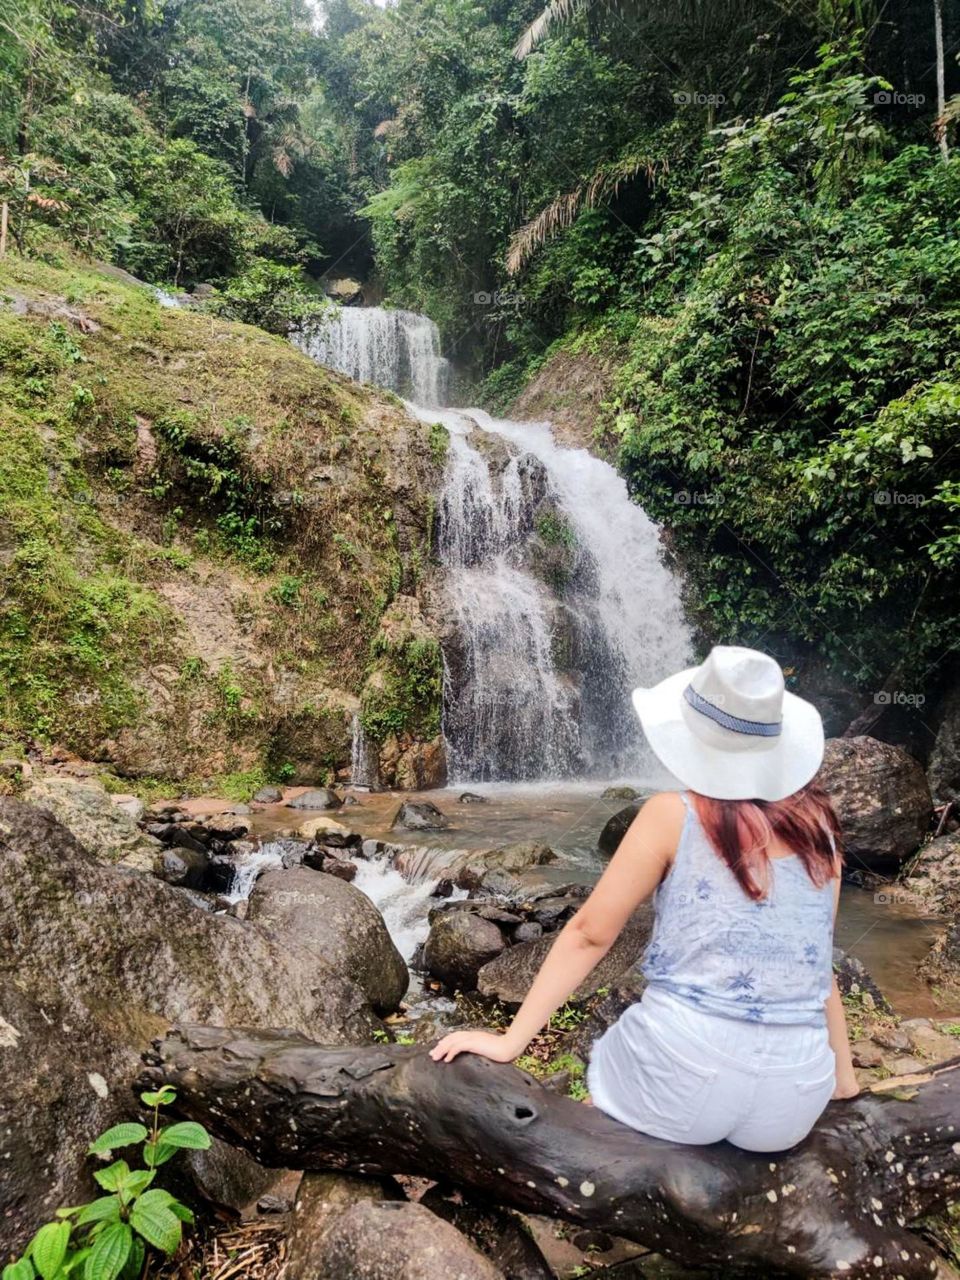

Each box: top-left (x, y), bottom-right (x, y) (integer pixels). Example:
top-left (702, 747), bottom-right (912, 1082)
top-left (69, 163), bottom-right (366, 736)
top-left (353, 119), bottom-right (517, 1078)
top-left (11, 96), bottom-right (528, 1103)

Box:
top-left (0, 254), bottom-right (442, 792)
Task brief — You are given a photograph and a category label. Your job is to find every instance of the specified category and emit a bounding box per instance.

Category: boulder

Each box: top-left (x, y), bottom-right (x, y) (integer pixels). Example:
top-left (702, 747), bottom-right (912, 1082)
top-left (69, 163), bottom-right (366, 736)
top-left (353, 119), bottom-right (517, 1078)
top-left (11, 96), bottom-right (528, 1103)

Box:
top-left (902, 831), bottom-right (960, 915)
top-left (478, 907), bottom-right (654, 1006)
top-left (598, 803), bottom-right (640, 857)
top-left (253, 785), bottom-right (283, 803)
top-left (453, 841), bottom-right (556, 890)
top-left (157, 844), bottom-right (210, 888)
top-left (459, 792), bottom-right (488, 804)
top-left (248, 867), bottom-right (408, 1013)
top-left (318, 1199), bottom-right (503, 1280)
top-left (816, 736), bottom-right (933, 871)
top-left (286, 1172), bottom-right (401, 1277)
top-left (420, 1186), bottom-right (553, 1280)
top-left (395, 736), bottom-right (448, 790)
top-left (423, 912), bottom-right (506, 990)
top-left (601, 785), bottom-right (639, 802)
top-left (391, 800), bottom-right (450, 831)
top-left (23, 774), bottom-right (162, 870)
top-left (0, 798), bottom-right (379, 1251)
top-left (286, 787), bottom-right (342, 810)
top-left (928, 679), bottom-right (960, 803)
top-left (298, 815), bottom-right (353, 842)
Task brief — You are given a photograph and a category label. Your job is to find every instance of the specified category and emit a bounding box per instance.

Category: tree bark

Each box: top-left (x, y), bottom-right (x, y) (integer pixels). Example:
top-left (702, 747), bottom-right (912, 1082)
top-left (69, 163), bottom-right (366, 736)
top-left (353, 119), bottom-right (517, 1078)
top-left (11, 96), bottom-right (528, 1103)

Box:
top-left (142, 1028), bottom-right (960, 1278)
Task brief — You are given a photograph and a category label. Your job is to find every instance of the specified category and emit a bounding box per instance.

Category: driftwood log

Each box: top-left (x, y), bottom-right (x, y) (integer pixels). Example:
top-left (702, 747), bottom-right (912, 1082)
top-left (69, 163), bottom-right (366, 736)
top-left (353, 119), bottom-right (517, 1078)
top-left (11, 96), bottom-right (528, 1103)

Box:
top-left (141, 1027), bottom-right (960, 1280)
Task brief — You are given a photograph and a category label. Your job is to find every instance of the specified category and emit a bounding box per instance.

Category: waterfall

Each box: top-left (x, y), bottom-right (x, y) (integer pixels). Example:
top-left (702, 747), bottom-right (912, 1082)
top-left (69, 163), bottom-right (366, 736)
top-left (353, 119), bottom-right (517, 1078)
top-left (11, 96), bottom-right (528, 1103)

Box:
top-left (350, 713), bottom-right (377, 788)
top-left (295, 306), bottom-right (451, 407)
top-left (295, 302), bottom-right (693, 784)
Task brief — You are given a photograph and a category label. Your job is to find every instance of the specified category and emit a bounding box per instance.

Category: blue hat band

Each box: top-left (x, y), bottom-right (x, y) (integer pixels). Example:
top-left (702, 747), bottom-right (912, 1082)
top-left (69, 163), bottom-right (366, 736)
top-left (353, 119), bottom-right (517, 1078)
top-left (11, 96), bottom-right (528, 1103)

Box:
top-left (683, 683), bottom-right (782, 738)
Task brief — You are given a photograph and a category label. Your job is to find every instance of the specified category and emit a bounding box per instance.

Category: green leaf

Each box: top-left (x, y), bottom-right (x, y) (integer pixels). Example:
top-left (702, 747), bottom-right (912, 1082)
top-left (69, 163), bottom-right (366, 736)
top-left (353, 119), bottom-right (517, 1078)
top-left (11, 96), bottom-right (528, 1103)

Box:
top-left (3, 1260), bottom-right (37, 1280)
top-left (83, 1222), bottom-right (131, 1280)
top-left (93, 1163), bottom-right (129, 1193)
top-left (118, 1239), bottom-right (143, 1280)
top-left (28, 1222), bottom-right (71, 1280)
top-left (142, 1141), bottom-right (176, 1168)
top-left (75, 1199), bottom-right (121, 1228)
top-left (63, 1249), bottom-right (90, 1276)
top-left (129, 1194), bottom-right (181, 1256)
top-left (87, 1125), bottom-right (148, 1156)
top-left (139, 1087), bottom-right (176, 1108)
top-left (118, 1170), bottom-right (154, 1201)
top-left (168, 1201), bottom-right (194, 1224)
top-left (156, 1122), bottom-right (210, 1151)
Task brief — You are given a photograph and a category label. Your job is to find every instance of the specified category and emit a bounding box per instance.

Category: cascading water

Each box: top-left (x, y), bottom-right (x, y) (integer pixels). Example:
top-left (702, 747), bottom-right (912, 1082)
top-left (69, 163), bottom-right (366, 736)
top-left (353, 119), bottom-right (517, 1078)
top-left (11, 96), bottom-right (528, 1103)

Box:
top-left (296, 303), bottom-right (692, 785)
top-left (295, 306), bottom-right (451, 407)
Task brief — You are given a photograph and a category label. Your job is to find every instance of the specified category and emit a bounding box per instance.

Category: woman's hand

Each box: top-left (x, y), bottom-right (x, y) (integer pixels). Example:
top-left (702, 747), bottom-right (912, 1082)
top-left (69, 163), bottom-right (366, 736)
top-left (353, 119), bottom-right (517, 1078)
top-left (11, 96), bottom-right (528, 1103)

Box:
top-left (430, 1029), bottom-right (522, 1064)
top-left (832, 1070), bottom-right (860, 1100)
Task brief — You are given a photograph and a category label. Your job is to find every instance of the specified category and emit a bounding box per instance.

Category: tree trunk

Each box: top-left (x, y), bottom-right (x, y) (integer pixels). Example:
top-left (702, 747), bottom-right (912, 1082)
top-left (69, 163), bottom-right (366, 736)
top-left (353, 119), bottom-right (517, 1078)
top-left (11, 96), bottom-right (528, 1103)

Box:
top-left (935, 0), bottom-right (949, 162)
top-left (141, 1027), bottom-right (960, 1280)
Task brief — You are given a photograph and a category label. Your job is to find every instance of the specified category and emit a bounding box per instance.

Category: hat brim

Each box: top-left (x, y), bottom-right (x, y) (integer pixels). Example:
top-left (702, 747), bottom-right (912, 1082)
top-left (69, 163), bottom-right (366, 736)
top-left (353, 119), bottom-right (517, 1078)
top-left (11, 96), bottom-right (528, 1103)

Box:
top-left (632, 668), bottom-right (824, 802)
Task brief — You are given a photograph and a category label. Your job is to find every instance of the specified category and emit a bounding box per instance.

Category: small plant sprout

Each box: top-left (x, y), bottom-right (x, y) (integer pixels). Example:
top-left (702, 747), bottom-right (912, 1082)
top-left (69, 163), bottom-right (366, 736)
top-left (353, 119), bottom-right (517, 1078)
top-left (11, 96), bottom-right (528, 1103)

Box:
top-left (3, 1088), bottom-right (210, 1280)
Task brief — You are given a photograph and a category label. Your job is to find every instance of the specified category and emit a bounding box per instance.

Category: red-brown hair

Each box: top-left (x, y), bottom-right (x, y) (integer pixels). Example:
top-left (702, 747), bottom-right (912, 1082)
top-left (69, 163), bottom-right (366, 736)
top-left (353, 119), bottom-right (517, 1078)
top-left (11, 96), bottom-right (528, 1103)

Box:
top-left (690, 784), bottom-right (841, 901)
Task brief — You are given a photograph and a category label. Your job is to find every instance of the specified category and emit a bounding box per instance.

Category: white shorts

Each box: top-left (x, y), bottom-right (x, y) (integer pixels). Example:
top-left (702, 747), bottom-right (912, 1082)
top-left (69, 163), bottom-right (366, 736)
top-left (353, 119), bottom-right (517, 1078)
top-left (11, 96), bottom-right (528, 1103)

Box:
top-left (586, 986), bottom-right (836, 1152)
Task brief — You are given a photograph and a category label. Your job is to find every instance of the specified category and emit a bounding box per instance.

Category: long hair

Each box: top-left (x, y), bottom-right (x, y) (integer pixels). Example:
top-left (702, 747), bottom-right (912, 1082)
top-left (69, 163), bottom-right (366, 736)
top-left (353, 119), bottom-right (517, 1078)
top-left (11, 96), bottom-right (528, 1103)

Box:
top-left (690, 784), bottom-right (841, 901)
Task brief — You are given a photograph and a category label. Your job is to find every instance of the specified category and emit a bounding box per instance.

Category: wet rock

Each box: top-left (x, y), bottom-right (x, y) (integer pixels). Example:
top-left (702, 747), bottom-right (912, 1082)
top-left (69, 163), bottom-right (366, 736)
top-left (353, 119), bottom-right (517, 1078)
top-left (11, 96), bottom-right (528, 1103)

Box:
top-left (320, 1199), bottom-right (503, 1280)
top-left (479, 907), bottom-right (653, 1006)
top-left (816, 736), bottom-right (932, 872)
top-left (530, 896), bottom-right (578, 928)
top-left (184, 1137), bottom-right (293, 1217)
top-left (598, 803), bottom-right (640, 857)
top-left (146, 822), bottom-right (208, 855)
top-left (253, 786), bottom-right (283, 803)
top-left (228, 802), bottom-right (252, 816)
top-left (423, 912), bottom-right (507, 990)
top-left (392, 800), bottom-right (450, 831)
top-left (601, 786), bottom-right (639, 802)
top-left (513, 921), bottom-right (543, 943)
top-left (158, 845), bottom-right (210, 889)
top-left (286, 787), bottom-right (342, 810)
top-left (203, 814), bottom-right (251, 839)
top-left (459, 792), bottom-right (488, 804)
top-left (395, 736), bottom-right (448, 791)
top-left (322, 857), bottom-right (358, 883)
top-left (0, 798), bottom-right (379, 1250)
top-left (23, 774), bottom-right (162, 871)
top-left (454, 841), bottom-right (556, 889)
top-left (248, 867), bottom-right (408, 1013)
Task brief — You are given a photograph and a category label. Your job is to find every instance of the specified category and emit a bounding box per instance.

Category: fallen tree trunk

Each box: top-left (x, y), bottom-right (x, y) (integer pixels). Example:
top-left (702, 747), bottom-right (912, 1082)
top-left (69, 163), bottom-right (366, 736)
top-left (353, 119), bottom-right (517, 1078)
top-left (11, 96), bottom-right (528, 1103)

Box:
top-left (141, 1027), bottom-right (960, 1280)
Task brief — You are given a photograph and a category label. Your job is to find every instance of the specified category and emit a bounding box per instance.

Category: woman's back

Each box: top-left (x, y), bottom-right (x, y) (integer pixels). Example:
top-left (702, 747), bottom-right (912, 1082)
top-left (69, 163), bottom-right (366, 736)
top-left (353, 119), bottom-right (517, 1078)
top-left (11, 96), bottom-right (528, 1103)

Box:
top-left (642, 793), bottom-right (835, 1026)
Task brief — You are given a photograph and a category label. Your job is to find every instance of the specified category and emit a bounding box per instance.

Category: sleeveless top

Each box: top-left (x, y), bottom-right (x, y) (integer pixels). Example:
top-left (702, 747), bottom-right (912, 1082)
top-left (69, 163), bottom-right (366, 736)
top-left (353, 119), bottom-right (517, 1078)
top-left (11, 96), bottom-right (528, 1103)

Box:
top-left (641, 794), bottom-right (835, 1026)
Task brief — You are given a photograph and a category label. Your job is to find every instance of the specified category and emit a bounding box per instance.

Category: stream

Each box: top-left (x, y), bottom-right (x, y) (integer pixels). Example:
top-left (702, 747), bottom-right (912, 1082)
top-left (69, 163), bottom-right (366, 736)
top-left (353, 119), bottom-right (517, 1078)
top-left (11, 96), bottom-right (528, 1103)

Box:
top-left (288, 305), bottom-right (943, 1020)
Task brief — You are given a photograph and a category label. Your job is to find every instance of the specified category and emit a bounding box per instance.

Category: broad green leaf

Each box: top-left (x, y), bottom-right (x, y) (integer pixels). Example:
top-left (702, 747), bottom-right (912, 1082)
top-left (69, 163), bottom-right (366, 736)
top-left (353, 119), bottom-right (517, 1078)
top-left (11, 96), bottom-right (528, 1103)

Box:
top-left (63, 1249), bottom-right (90, 1276)
top-left (87, 1125), bottom-right (148, 1156)
top-left (28, 1222), bottom-right (70, 1280)
top-left (129, 1196), bottom-right (181, 1256)
top-left (156, 1122), bottom-right (210, 1151)
top-left (142, 1141), bottom-right (175, 1168)
top-left (92, 1162), bottom-right (128, 1193)
top-left (3, 1260), bottom-right (37, 1280)
top-left (118, 1170), bottom-right (153, 1202)
top-left (82, 1222), bottom-right (131, 1280)
top-left (169, 1201), bottom-right (194, 1224)
top-left (118, 1239), bottom-right (143, 1280)
top-left (75, 1199), bottom-right (121, 1228)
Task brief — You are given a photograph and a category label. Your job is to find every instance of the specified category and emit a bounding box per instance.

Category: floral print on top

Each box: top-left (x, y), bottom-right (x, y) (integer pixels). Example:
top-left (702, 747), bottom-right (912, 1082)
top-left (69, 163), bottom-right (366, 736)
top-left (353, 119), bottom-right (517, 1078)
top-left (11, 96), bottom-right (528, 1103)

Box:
top-left (641, 794), bottom-right (835, 1026)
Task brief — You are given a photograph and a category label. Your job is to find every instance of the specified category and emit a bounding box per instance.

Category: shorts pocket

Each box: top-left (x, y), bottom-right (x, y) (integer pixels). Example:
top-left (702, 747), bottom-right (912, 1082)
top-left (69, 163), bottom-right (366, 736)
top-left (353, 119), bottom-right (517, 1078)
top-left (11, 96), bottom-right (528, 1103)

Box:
top-left (633, 1026), bottom-right (719, 1136)
top-left (783, 1059), bottom-right (836, 1146)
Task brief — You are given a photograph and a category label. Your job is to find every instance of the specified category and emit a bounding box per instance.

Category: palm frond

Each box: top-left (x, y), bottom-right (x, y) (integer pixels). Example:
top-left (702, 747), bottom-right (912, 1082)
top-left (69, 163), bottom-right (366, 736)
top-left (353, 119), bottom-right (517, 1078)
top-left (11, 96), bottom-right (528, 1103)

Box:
top-left (506, 149), bottom-right (664, 275)
top-left (513, 0), bottom-right (588, 59)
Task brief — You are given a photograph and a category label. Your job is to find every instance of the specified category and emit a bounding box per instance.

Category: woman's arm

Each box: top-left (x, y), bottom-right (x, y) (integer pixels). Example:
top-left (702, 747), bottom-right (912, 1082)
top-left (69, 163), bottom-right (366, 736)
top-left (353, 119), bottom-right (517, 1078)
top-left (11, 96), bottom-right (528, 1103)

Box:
top-left (430, 791), bottom-right (684, 1064)
top-left (828, 876), bottom-right (859, 1099)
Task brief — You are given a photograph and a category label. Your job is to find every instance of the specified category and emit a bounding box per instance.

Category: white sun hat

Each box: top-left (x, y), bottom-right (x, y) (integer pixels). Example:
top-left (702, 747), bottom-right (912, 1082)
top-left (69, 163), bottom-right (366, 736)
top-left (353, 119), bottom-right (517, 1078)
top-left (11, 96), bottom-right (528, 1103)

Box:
top-left (632, 645), bottom-right (825, 802)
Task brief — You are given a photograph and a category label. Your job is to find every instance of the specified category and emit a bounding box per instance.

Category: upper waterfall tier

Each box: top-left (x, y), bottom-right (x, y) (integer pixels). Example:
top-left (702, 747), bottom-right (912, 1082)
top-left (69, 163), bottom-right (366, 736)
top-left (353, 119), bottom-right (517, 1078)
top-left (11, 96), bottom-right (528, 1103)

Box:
top-left (295, 306), bottom-right (451, 407)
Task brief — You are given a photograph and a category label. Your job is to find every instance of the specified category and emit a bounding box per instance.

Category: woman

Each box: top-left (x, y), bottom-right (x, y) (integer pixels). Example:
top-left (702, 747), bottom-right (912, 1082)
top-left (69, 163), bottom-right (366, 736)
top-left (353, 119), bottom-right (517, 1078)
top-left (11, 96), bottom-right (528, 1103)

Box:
top-left (431, 645), bottom-right (859, 1152)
